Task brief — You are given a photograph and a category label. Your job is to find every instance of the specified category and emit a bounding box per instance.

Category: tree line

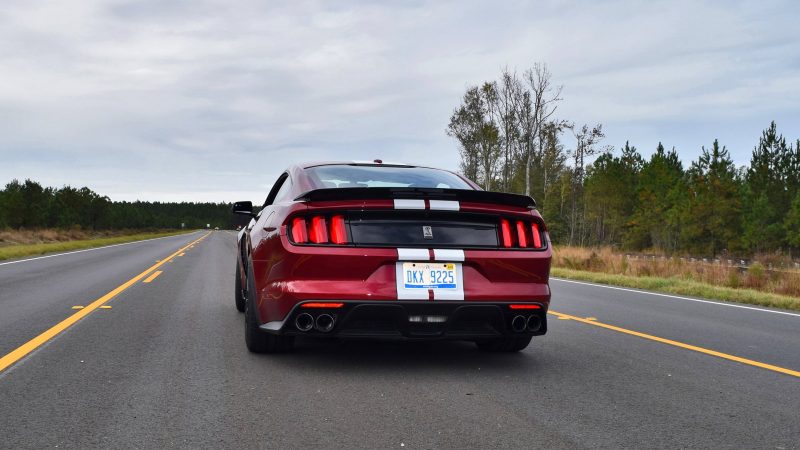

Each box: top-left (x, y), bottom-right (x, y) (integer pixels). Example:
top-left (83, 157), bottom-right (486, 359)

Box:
top-left (0, 179), bottom-right (234, 230)
top-left (448, 66), bottom-right (800, 257)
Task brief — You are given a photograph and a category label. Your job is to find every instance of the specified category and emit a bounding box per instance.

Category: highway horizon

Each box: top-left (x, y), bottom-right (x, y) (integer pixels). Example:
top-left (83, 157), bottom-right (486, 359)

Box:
top-left (1, 231), bottom-right (798, 448)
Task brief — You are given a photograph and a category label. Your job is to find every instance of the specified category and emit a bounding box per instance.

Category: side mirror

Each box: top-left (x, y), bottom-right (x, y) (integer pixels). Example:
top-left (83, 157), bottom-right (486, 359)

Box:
top-left (232, 201), bottom-right (255, 217)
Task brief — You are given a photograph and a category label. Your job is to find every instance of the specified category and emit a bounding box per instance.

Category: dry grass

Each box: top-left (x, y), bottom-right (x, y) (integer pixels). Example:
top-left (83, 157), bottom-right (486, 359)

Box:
top-left (0, 228), bottom-right (159, 246)
top-left (0, 229), bottom-right (195, 261)
top-left (553, 246), bottom-right (800, 300)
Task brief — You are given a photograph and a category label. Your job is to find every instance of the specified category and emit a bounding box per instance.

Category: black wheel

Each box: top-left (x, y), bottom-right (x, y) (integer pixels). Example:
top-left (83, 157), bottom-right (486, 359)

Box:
top-left (475, 336), bottom-right (532, 352)
top-left (234, 261), bottom-right (245, 313)
top-left (244, 262), bottom-right (294, 353)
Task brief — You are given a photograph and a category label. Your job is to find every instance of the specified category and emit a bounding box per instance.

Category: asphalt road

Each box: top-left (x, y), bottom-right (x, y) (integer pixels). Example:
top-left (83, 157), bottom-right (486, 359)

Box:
top-left (1, 231), bottom-right (798, 449)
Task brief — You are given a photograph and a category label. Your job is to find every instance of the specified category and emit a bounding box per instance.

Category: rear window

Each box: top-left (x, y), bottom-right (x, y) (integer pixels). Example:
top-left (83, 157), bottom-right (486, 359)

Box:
top-left (305, 165), bottom-right (473, 190)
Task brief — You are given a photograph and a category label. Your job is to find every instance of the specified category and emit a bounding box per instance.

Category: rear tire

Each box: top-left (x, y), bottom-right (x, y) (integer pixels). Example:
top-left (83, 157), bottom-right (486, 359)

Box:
top-left (475, 336), bottom-right (532, 352)
top-left (234, 262), bottom-right (245, 313)
top-left (244, 262), bottom-right (294, 353)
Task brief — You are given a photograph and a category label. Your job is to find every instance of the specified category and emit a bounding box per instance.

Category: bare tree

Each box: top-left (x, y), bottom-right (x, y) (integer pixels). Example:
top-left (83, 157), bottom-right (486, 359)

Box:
top-left (515, 63), bottom-right (563, 197)
top-left (496, 68), bottom-right (521, 191)
top-left (447, 85), bottom-right (501, 190)
top-left (566, 123), bottom-right (606, 245)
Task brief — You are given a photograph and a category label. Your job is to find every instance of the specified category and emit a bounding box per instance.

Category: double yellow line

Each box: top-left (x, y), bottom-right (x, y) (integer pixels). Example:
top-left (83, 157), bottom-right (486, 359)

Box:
top-left (0, 232), bottom-right (211, 374)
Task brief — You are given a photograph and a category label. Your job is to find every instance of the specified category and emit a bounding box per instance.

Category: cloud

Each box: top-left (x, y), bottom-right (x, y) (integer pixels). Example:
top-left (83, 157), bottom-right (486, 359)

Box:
top-left (0, 0), bottom-right (798, 201)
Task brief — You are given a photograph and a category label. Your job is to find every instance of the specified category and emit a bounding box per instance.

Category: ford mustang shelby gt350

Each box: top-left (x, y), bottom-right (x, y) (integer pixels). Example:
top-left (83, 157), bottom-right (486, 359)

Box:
top-left (233, 161), bottom-right (551, 353)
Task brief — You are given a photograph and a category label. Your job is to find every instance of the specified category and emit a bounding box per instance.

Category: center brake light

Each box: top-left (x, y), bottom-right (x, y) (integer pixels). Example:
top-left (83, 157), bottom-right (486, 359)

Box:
top-left (499, 218), bottom-right (545, 249)
top-left (291, 215), bottom-right (349, 245)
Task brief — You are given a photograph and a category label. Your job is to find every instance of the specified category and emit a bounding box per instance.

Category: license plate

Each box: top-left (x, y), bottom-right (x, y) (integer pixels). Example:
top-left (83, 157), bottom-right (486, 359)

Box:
top-left (402, 262), bottom-right (458, 289)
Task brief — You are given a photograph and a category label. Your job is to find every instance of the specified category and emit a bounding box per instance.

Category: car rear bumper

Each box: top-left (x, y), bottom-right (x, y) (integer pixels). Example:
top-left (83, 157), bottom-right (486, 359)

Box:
top-left (260, 301), bottom-right (548, 340)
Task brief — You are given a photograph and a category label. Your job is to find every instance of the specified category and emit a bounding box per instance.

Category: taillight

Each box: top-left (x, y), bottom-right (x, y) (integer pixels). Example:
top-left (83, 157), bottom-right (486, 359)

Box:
top-left (291, 218), bottom-right (308, 243)
top-left (309, 216), bottom-right (329, 243)
top-left (516, 221), bottom-right (528, 248)
top-left (531, 223), bottom-right (542, 248)
top-left (500, 219), bottom-right (513, 248)
top-left (499, 218), bottom-right (545, 249)
top-left (290, 215), bottom-right (349, 245)
top-left (330, 215), bottom-right (347, 244)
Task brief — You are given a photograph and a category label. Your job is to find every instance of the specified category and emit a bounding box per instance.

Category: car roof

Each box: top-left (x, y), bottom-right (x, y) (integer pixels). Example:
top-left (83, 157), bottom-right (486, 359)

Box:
top-left (298, 160), bottom-right (415, 169)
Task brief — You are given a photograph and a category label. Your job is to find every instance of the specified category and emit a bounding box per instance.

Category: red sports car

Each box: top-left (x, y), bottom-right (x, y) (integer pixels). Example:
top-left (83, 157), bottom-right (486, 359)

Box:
top-left (233, 161), bottom-right (551, 353)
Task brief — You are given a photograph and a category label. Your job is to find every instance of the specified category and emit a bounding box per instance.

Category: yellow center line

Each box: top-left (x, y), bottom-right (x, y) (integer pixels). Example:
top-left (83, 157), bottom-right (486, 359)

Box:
top-left (143, 271), bottom-right (163, 283)
top-left (548, 310), bottom-right (800, 378)
top-left (0, 232), bottom-right (211, 374)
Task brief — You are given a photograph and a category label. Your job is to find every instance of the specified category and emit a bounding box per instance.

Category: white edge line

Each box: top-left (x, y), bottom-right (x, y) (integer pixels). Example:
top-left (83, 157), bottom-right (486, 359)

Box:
top-left (0, 231), bottom-right (201, 267)
top-left (550, 277), bottom-right (800, 318)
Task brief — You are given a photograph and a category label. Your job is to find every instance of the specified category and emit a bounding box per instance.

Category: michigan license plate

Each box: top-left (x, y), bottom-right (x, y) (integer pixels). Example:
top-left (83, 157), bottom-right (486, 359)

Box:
top-left (402, 262), bottom-right (458, 289)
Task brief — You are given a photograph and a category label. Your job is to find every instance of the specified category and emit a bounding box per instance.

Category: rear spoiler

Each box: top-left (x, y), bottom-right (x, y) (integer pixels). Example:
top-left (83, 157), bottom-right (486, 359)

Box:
top-left (294, 187), bottom-right (536, 209)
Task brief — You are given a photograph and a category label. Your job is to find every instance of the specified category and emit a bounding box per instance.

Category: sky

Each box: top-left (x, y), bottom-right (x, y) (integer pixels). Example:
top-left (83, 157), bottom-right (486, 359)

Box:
top-left (1, 0), bottom-right (798, 203)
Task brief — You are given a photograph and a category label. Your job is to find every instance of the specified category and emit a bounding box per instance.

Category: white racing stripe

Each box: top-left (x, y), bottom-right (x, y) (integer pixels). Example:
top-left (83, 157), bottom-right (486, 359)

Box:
top-left (551, 277), bottom-right (800, 318)
top-left (394, 199), bottom-right (425, 210)
top-left (432, 249), bottom-right (465, 261)
top-left (429, 200), bottom-right (460, 211)
top-left (397, 248), bottom-right (430, 261)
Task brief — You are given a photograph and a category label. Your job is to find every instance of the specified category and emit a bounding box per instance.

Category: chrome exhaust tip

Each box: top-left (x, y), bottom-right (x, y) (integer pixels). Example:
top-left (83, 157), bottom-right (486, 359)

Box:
top-left (511, 315), bottom-right (527, 333)
top-left (295, 313), bottom-right (314, 332)
top-left (526, 315), bottom-right (542, 332)
top-left (315, 314), bottom-right (335, 333)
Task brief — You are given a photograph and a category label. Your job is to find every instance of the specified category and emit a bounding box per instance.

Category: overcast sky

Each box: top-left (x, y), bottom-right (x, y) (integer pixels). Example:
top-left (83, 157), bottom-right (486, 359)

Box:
top-left (1, 0), bottom-right (798, 202)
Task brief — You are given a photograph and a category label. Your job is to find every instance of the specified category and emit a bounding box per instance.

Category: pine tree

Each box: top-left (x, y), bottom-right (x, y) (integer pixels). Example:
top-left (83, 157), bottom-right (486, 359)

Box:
top-left (680, 140), bottom-right (742, 256)
top-left (584, 142), bottom-right (643, 246)
top-left (743, 121), bottom-right (790, 252)
top-left (784, 190), bottom-right (800, 251)
top-left (627, 143), bottom-right (685, 251)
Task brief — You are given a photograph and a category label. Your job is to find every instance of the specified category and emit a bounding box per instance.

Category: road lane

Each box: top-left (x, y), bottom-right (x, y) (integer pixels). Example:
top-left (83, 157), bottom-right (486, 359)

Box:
top-left (549, 278), bottom-right (800, 370)
top-left (0, 231), bottom-right (798, 448)
top-left (0, 231), bottom-right (203, 356)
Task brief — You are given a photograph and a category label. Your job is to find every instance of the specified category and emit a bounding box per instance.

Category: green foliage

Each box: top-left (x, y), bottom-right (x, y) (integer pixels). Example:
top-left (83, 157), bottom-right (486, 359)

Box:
top-left (584, 142), bottom-right (643, 246)
top-left (628, 143), bottom-right (685, 251)
top-left (0, 180), bottom-right (233, 230)
top-left (446, 81), bottom-right (800, 257)
top-left (679, 140), bottom-right (742, 256)
top-left (785, 190), bottom-right (800, 248)
top-left (742, 121), bottom-right (793, 252)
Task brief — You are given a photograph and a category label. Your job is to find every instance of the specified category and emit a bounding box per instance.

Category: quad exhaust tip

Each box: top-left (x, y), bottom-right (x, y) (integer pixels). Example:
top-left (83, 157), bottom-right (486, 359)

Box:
top-left (511, 315), bottom-right (527, 333)
top-left (315, 314), bottom-right (335, 333)
top-left (295, 313), bottom-right (314, 332)
top-left (527, 315), bottom-right (541, 332)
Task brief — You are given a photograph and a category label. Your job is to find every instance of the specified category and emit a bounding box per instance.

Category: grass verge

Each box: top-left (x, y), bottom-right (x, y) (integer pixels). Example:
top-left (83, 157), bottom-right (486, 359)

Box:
top-left (0, 230), bottom-right (196, 261)
top-left (551, 267), bottom-right (800, 311)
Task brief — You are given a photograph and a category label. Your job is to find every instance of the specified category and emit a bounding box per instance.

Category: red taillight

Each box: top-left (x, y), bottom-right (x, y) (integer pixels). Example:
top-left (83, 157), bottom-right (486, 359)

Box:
top-left (500, 219), bottom-right (513, 247)
top-left (291, 215), bottom-right (348, 245)
top-left (516, 221), bottom-right (528, 248)
top-left (531, 223), bottom-right (542, 248)
top-left (329, 215), bottom-right (347, 244)
top-left (301, 302), bottom-right (344, 308)
top-left (309, 216), bottom-right (329, 243)
top-left (509, 304), bottom-right (542, 310)
top-left (291, 218), bottom-right (308, 243)
top-left (499, 218), bottom-right (545, 249)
